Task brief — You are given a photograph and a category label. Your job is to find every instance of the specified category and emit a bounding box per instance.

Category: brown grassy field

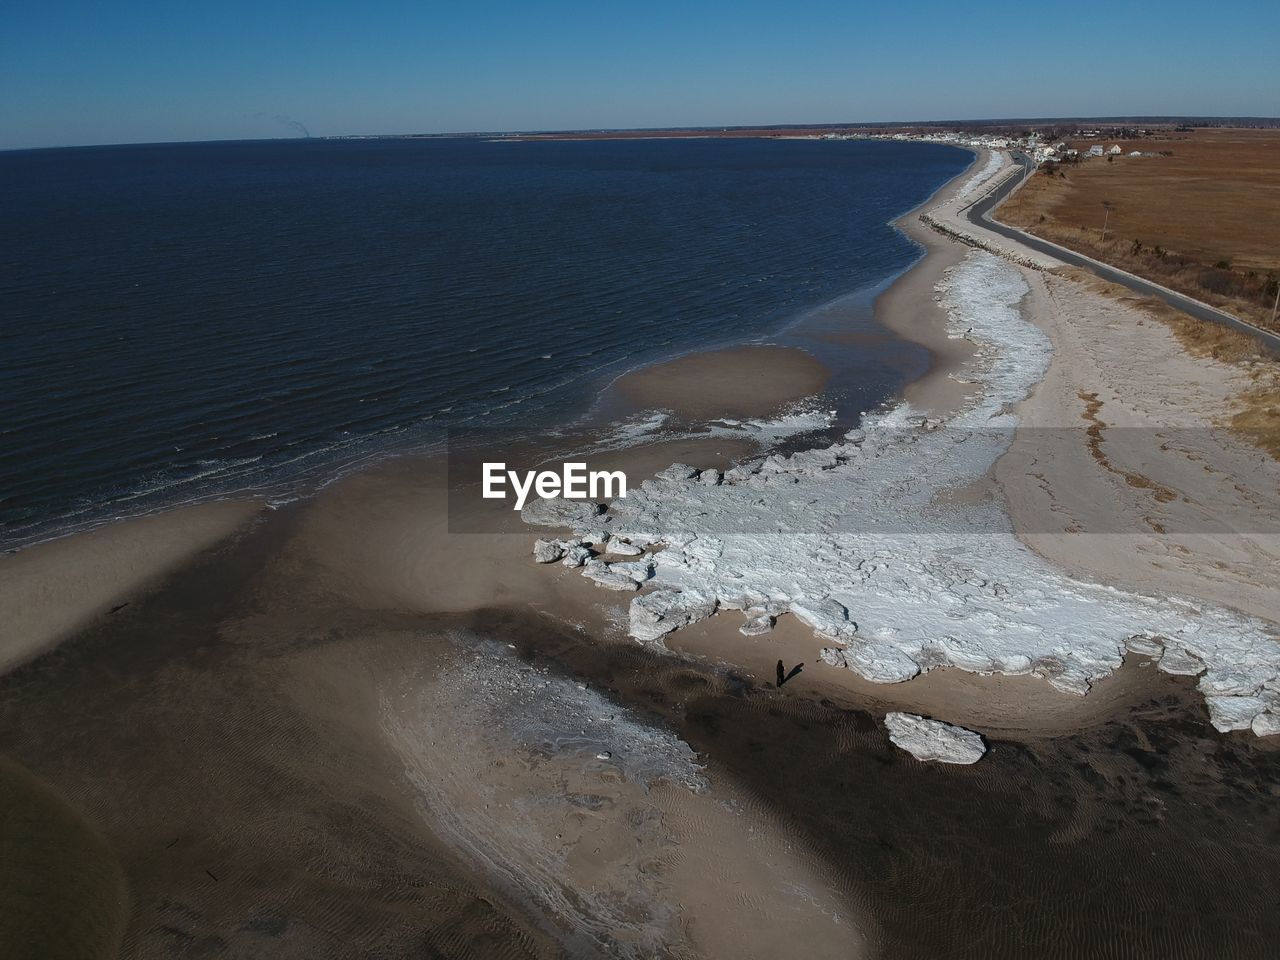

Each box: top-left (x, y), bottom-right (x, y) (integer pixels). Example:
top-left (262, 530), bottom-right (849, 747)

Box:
top-left (998, 128), bottom-right (1280, 331)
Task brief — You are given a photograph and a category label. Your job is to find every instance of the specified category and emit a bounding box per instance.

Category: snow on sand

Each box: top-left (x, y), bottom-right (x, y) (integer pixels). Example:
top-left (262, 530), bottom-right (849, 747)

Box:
top-left (525, 250), bottom-right (1280, 738)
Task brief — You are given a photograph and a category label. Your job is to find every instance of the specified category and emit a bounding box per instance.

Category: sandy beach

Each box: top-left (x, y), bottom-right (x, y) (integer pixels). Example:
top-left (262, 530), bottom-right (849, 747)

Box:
top-left (0, 500), bottom-right (264, 676)
top-left (3, 145), bottom-right (1279, 959)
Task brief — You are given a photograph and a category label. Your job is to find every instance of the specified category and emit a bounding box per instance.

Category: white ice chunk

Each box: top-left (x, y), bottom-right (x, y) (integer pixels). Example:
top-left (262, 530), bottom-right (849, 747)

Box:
top-left (1204, 695), bottom-right (1268, 733)
top-left (630, 590), bottom-right (718, 644)
top-left (1251, 712), bottom-right (1280, 737)
top-left (884, 712), bottom-right (986, 764)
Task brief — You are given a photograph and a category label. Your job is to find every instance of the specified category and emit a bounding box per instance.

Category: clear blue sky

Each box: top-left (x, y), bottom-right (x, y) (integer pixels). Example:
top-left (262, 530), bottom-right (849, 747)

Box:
top-left (3, 0), bottom-right (1278, 149)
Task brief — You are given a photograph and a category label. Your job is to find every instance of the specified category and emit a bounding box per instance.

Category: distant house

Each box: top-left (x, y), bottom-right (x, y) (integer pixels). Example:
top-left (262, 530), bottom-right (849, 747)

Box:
top-left (1031, 142), bottom-right (1058, 164)
top-left (1087, 145), bottom-right (1104, 157)
top-left (1129, 150), bottom-right (1143, 157)
top-left (1108, 144), bottom-right (1123, 155)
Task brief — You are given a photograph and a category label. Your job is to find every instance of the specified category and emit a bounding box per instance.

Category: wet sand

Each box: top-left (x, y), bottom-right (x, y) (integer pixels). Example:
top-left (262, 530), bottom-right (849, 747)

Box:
top-left (492, 605), bottom-right (1280, 959)
top-left (605, 343), bottom-right (830, 421)
top-left (0, 499), bottom-right (263, 675)
top-left (0, 356), bottom-right (868, 959)
top-left (7, 480), bottom-right (1279, 958)
top-left (0, 756), bottom-right (128, 960)
top-left (4, 146), bottom-right (1280, 959)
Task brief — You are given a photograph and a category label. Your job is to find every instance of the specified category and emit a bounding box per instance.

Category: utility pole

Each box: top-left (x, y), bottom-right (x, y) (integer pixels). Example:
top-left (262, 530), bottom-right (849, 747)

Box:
top-left (1101, 201), bottom-right (1114, 243)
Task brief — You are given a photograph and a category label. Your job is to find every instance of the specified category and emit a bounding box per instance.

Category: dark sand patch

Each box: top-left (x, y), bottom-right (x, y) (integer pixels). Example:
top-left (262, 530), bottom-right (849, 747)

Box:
top-left (0, 443), bottom-right (869, 959)
top-left (476, 605), bottom-right (1280, 959)
top-left (0, 499), bottom-right (263, 675)
top-left (25, 493), bottom-right (1280, 960)
top-left (0, 516), bottom-right (563, 960)
top-left (0, 757), bottom-right (128, 960)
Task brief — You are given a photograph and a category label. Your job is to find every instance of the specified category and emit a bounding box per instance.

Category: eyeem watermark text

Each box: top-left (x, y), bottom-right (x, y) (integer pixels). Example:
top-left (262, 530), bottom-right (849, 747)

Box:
top-left (483, 462), bottom-right (627, 510)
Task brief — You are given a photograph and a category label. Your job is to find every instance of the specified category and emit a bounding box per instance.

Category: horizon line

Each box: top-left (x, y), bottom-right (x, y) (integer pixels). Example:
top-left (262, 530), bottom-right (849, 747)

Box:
top-left (6, 113), bottom-right (1280, 154)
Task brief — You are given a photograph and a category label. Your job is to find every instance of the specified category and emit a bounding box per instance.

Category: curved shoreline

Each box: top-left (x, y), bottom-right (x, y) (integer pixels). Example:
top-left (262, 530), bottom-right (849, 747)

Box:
top-left (0, 145), bottom-right (996, 957)
top-left (4, 138), bottom-right (971, 559)
top-left (873, 146), bottom-right (984, 414)
top-left (0, 146), bottom-right (977, 678)
top-left (4, 142), bottom-right (1280, 960)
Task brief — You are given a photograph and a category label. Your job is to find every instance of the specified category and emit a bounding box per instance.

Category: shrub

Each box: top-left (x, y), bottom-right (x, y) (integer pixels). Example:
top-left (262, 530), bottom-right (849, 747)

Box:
top-left (1199, 267), bottom-right (1236, 296)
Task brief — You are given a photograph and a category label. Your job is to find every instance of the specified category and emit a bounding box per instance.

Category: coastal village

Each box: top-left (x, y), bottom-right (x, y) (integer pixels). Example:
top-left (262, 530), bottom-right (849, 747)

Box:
top-left (826, 127), bottom-right (1171, 164)
top-left (813, 123), bottom-right (1280, 337)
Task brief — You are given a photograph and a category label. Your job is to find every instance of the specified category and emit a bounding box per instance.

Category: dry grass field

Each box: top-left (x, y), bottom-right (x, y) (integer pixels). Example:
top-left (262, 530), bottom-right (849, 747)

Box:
top-left (998, 128), bottom-right (1280, 332)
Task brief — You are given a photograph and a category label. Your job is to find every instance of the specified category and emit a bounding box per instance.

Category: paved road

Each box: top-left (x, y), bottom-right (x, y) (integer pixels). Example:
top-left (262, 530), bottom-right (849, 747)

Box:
top-left (963, 152), bottom-right (1280, 353)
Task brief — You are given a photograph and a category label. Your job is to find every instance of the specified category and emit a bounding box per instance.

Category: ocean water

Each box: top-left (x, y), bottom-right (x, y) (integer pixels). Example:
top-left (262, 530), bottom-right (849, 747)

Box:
top-left (0, 137), bottom-right (969, 546)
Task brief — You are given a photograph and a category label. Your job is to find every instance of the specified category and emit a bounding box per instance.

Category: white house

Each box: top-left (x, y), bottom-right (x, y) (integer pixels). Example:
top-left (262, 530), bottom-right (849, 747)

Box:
top-left (1108, 144), bottom-right (1123, 155)
top-left (1087, 145), bottom-right (1104, 157)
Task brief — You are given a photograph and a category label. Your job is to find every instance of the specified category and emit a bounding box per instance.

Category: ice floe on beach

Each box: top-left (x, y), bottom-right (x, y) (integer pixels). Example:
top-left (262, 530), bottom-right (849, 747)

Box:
top-left (586, 411), bottom-right (673, 450)
top-left (884, 713), bottom-right (986, 764)
top-left (703, 405), bottom-right (836, 443)
top-left (524, 250), bottom-right (1280, 737)
top-left (580, 403), bottom-right (836, 456)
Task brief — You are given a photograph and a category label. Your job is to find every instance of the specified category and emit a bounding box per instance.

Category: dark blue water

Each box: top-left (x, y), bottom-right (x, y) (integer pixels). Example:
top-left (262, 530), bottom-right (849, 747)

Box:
top-left (0, 137), bottom-right (969, 546)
